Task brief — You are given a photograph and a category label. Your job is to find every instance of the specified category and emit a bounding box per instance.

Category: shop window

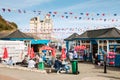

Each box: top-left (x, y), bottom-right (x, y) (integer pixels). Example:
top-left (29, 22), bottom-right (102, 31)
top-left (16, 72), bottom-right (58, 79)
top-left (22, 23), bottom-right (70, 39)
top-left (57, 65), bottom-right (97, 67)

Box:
top-left (109, 40), bottom-right (117, 44)
top-left (104, 40), bottom-right (107, 43)
top-left (109, 45), bottom-right (120, 54)
top-left (75, 41), bottom-right (79, 46)
top-left (99, 40), bottom-right (102, 43)
top-left (116, 40), bottom-right (120, 43)
top-left (82, 40), bottom-right (85, 43)
top-left (86, 40), bottom-right (90, 43)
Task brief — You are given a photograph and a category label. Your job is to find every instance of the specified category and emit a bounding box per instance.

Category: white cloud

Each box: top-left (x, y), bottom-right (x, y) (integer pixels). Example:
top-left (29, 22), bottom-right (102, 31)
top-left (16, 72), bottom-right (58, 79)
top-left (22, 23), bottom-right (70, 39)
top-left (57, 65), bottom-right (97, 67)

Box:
top-left (0, 0), bottom-right (54, 9)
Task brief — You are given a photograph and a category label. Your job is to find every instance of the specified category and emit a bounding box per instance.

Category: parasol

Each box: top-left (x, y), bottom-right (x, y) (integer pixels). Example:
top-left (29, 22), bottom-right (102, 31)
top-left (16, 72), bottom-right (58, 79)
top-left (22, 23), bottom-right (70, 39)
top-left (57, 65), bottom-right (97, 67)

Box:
top-left (3, 47), bottom-right (8, 59)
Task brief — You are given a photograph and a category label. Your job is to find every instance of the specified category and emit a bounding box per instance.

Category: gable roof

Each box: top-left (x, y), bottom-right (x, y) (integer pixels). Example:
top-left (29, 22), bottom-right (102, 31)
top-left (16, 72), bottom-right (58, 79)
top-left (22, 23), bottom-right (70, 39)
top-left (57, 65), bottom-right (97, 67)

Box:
top-left (77, 27), bottom-right (120, 39)
top-left (64, 33), bottom-right (79, 41)
top-left (1, 29), bottom-right (34, 39)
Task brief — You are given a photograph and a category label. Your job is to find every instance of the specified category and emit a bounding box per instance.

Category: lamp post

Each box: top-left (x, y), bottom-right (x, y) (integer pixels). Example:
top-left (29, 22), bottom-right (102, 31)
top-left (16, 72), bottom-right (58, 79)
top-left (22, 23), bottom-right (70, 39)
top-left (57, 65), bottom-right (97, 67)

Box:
top-left (104, 53), bottom-right (107, 73)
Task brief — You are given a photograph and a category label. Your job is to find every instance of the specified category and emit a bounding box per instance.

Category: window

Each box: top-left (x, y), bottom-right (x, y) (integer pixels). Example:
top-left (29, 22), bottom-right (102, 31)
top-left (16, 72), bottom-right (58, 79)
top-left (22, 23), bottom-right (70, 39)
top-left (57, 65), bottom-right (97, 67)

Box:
top-left (109, 45), bottom-right (120, 54)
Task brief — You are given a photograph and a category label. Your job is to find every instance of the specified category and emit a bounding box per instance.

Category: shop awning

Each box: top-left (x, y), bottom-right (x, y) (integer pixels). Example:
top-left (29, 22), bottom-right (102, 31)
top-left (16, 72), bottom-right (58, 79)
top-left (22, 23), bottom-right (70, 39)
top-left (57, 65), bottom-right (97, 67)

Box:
top-left (31, 39), bottom-right (50, 45)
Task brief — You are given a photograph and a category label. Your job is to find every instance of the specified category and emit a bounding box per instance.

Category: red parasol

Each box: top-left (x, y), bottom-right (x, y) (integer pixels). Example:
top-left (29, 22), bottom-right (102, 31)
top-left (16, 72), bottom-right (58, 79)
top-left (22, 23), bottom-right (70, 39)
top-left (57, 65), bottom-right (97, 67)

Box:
top-left (61, 48), bottom-right (66, 60)
top-left (30, 47), bottom-right (35, 59)
top-left (3, 47), bottom-right (8, 59)
top-left (41, 45), bottom-right (53, 50)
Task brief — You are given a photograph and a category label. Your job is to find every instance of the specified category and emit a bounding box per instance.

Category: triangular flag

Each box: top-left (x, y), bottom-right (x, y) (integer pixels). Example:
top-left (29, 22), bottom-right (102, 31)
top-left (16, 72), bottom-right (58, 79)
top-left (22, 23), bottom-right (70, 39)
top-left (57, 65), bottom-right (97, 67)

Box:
top-left (2, 8), bottom-right (5, 12)
top-left (8, 9), bottom-right (11, 12)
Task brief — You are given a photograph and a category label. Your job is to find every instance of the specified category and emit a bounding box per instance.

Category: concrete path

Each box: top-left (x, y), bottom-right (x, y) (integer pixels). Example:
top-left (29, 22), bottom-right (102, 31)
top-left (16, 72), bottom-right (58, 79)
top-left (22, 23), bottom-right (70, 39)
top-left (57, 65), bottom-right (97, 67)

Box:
top-left (81, 77), bottom-right (110, 80)
top-left (0, 62), bottom-right (120, 80)
top-left (0, 74), bottom-right (18, 80)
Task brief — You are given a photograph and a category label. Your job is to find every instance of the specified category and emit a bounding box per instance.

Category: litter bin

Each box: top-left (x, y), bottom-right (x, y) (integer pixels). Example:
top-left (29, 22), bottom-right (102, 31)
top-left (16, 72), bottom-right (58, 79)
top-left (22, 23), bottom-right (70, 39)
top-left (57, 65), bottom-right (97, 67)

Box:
top-left (38, 62), bottom-right (44, 70)
top-left (71, 60), bottom-right (79, 74)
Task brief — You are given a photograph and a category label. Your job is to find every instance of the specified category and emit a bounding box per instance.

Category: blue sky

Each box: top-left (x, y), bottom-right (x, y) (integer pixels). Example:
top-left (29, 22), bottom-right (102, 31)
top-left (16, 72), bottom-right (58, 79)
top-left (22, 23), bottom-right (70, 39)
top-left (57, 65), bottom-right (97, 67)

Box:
top-left (0, 0), bottom-right (120, 39)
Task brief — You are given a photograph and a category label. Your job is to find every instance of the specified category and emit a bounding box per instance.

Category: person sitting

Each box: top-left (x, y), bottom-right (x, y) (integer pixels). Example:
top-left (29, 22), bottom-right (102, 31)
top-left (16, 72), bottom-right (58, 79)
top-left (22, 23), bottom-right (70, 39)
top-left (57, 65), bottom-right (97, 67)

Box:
top-left (61, 60), bottom-right (70, 73)
top-left (2, 60), bottom-right (7, 64)
top-left (53, 57), bottom-right (62, 73)
top-left (0, 58), bottom-right (7, 65)
top-left (28, 58), bottom-right (36, 68)
top-left (46, 58), bottom-right (52, 67)
top-left (7, 56), bottom-right (13, 66)
top-left (21, 56), bottom-right (28, 67)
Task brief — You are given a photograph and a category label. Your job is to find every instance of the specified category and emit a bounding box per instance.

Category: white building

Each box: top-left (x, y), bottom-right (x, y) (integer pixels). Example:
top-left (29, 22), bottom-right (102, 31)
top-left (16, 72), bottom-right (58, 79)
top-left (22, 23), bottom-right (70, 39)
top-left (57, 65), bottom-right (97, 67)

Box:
top-left (30, 16), bottom-right (53, 40)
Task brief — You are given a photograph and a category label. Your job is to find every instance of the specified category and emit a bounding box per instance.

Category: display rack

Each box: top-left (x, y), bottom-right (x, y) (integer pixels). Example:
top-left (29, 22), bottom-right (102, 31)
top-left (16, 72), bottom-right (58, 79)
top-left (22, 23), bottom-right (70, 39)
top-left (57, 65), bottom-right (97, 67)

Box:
top-left (107, 52), bottom-right (115, 66)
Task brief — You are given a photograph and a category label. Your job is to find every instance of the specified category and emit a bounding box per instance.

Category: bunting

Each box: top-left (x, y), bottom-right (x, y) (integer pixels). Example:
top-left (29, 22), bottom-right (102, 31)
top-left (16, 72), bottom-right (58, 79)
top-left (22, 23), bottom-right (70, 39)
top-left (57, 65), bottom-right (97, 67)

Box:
top-left (1, 7), bottom-right (120, 39)
top-left (0, 8), bottom-right (119, 22)
top-left (19, 25), bottom-right (120, 33)
top-left (0, 8), bottom-right (119, 16)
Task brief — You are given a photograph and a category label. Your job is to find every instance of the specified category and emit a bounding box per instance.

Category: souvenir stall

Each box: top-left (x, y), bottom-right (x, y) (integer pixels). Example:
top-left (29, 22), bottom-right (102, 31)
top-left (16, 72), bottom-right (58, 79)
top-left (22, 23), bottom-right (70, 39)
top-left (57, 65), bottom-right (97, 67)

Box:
top-left (40, 45), bottom-right (55, 57)
top-left (40, 45), bottom-right (56, 67)
top-left (97, 40), bottom-right (120, 67)
top-left (65, 27), bottom-right (120, 67)
top-left (109, 43), bottom-right (120, 67)
top-left (74, 45), bottom-right (86, 61)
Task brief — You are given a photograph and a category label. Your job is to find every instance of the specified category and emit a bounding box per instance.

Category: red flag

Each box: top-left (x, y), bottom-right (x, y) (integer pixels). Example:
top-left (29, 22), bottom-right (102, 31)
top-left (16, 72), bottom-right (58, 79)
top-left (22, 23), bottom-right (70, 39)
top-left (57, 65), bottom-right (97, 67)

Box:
top-left (86, 13), bottom-right (89, 16)
top-left (112, 19), bottom-right (114, 22)
top-left (75, 16), bottom-right (77, 19)
top-left (47, 14), bottom-right (50, 17)
top-left (3, 48), bottom-right (8, 59)
top-left (30, 47), bottom-right (35, 59)
top-left (62, 16), bottom-right (64, 18)
top-left (102, 13), bottom-right (105, 16)
top-left (54, 12), bottom-right (57, 14)
top-left (8, 9), bottom-right (11, 12)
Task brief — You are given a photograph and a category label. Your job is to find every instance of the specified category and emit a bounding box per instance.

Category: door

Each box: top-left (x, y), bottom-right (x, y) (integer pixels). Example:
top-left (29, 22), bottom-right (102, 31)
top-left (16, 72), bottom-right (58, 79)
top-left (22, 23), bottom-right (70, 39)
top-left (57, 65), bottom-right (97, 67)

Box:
top-left (92, 44), bottom-right (98, 58)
